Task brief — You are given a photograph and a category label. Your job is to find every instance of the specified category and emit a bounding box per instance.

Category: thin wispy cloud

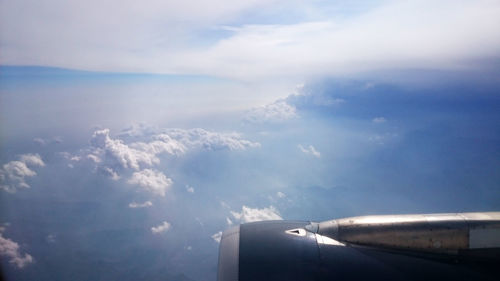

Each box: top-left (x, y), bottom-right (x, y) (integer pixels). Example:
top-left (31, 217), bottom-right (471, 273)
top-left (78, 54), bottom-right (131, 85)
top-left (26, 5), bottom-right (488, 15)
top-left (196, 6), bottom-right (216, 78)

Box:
top-left (298, 145), bottom-right (321, 158)
top-left (372, 117), bottom-right (387, 123)
top-left (33, 136), bottom-right (63, 146)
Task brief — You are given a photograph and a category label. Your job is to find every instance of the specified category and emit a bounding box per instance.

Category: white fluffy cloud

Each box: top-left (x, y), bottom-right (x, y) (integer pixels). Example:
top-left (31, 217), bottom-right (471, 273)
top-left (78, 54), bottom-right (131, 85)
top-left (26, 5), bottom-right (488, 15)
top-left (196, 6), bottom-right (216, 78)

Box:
top-left (128, 169), bottom-right (172, 197)
top-left (230, 205), bottom-right (282, 224)
top-left (87, 128), bottom-right (259, 180)
top-left (90, 129), bottom-right (181, 171)
top-left (244, 99), bottom-right (297, 123)
top-left (0, 154), bottom-right (45, 193)
top-left (211, 231), bottom-right (222, 243)
top-left (19, 154), bottom-right (45, 167)
top-left (125, 127), bottom-right (260, 152)
top-left (186, 185), bottom-right (195, 193)
top-left (165, 128), bottom-right (260, 151)
top-left (0, 228), bottom-right (34, 268)
top-left (298, 144), bottom-right (321, 158)
top-left (128, 201), bottom-right (153, 208)
top-left (131, 134), bottom-right (187, 156)
top-left (151, 221), bottom-right (171, 234)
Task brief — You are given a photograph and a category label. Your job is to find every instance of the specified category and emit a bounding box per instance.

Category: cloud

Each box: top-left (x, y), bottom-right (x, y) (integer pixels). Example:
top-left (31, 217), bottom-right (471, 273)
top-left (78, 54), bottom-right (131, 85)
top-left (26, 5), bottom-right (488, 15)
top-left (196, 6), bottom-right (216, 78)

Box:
top-left (287, 88), bottom-right (345, 108)
top-left (230, 205), bottom-right (282, 223)
top-left (372, 117), bottom-right (387, 123)
top-left (226, 217), bottom-right (233, 225)
top-left (151, 221), bottom-right (171, 234)
top-left (368, 133), bottom-right (399, 145)
top-left (186, 185), bottom-right (195, 193)
top-left (0, 0), bottom-right (275, 74)
top-left (59, 152), bottom-right (81, 169)
top-left (99, 167), bottom-right (121, 181)
top-left (244, 99), bottom-right (297, 123)
top-left (128, 201), bottom-right (153, 208)
top-left (33, 138), bottom-right (46, 146)
top-left (18, 154), bottom-right (45, 167)
top-left (0, 154), bottom-right (45, 193)
top-left (90, 129), bottom-right (173, 171)
top-left (211, 231), bottom-right (222, 243)
top-left (4, 1), bottom-right (499, 80)
top-left (131, 134), bottom-right (186, 156)
top-left (33, 136), bottom-right (62, 146)
top-left (87, 154), bottom-right (101, 163)
top-left (183, 1), bottom-right (500, 79)
top-left (165, 128), bottom-right (260, 151)
top-left (86, 128), bottom-right (258, 180)
top-left (298, 144), bottom-right (321, 158)
top-left (276, 191), bottom-right (286, 198)
top-left (220, 201), bottom-right (231, 209)
top-left (120, 126), bottom-right (260, 151)
top-left (0, 229), bottom-right (34, 268)
top-left (46, 234), bottom-right (56, 243)
top-left (118, 123), bottom-right (159, 138)
top-left (86, 128), bottom-right (183, 180)
top-left (128, 169), bottom-right (172, 197)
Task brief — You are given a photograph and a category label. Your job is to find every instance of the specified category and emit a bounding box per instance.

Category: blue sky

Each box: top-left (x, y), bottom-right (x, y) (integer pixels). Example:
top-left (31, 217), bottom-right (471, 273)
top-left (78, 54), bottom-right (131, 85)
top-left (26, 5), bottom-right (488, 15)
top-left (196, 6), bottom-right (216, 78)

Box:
top-left (1, 1), bottom-right (500, 280)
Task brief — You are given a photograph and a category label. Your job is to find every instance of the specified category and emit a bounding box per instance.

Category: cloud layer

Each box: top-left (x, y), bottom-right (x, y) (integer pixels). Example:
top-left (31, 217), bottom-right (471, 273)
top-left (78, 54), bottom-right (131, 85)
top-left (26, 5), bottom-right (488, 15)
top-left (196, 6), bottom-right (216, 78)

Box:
top-left (2, 1), bottom-right (499, 79)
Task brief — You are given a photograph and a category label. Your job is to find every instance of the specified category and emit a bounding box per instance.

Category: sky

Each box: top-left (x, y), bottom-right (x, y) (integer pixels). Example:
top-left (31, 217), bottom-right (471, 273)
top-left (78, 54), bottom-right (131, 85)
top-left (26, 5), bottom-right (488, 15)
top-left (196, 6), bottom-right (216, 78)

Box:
top-left (1, 1), bottom-right (500, 280)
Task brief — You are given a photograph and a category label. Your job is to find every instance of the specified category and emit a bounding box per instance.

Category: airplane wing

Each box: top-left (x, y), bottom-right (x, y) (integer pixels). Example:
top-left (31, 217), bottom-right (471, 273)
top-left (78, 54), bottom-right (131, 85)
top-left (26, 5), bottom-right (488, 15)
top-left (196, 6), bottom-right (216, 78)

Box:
top-left (217, 212), bottom-right (500, 281)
